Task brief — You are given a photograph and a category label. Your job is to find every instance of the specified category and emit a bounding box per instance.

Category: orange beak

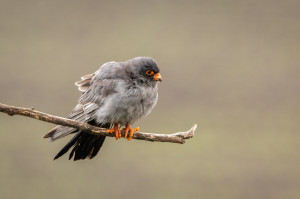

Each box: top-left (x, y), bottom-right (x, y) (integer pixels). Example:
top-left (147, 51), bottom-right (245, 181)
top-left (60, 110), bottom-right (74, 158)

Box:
top-left (153, 73), bottom-right (162, 81)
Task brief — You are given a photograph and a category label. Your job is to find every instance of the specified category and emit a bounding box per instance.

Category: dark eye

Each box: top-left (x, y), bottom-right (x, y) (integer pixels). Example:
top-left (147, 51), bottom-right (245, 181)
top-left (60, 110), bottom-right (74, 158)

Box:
top-left (146, 70), bottom-right (154, 76)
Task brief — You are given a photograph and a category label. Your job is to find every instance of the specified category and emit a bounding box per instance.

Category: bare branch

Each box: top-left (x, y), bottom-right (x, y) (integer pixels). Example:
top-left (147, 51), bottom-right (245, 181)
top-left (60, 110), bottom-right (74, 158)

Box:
top-left (0, 102), bottom-right (196, 144)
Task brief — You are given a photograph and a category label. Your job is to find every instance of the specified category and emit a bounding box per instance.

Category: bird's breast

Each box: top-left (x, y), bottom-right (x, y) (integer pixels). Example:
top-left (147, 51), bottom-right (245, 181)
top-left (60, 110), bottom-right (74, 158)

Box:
top-left (95, 81), bottom-right (158, 125)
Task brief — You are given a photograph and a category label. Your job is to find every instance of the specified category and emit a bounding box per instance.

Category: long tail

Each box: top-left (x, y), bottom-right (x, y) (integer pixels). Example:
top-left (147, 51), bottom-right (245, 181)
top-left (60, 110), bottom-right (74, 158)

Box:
top-left (54, 122), bottom-right (111, 161)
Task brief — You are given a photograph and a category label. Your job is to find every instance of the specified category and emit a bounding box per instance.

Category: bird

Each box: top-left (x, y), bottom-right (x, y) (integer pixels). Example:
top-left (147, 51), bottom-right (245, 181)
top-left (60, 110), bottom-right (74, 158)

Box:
top-left (43, 57), bottom-right (162, 161)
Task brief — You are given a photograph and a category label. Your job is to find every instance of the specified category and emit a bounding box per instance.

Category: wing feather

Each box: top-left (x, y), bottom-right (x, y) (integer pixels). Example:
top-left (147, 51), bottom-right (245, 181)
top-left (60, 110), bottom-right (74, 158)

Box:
top-left (44, 62), bottom-right (123, 141)
top-left (75, 73), bottom-right (94, 92)
top-left (81, 73), bottom-right (94, 80)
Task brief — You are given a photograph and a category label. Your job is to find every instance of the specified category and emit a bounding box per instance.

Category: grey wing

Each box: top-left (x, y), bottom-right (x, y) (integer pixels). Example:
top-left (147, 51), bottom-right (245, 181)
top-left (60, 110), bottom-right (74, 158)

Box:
top-left (44, 75), bottom-right (100, 141)
top-left (44, 62), bottom-right (123, 141)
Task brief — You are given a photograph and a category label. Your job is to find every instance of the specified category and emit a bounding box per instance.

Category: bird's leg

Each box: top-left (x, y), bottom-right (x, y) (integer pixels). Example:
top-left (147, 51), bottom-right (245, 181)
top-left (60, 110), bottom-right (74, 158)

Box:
top-left (106, 123), bottom-right (121, 140)
top-left (129, 127), bottom-right (139, 141)
top-left (123, 124), bottom-right (139, 141)
top-left (123, 125), bottom-right (130, 139)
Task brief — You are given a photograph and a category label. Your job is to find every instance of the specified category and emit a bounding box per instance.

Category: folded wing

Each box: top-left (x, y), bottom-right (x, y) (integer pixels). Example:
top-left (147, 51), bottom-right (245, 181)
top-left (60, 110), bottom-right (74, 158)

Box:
top-left (44, 73), bottom-right (98, 141)
top-left (44, 62), bottom-right (123, 141)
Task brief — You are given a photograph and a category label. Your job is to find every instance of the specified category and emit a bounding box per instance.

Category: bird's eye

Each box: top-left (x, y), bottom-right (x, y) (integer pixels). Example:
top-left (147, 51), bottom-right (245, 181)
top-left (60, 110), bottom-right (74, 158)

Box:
top-left (146, 70), bottom-right (154, 76)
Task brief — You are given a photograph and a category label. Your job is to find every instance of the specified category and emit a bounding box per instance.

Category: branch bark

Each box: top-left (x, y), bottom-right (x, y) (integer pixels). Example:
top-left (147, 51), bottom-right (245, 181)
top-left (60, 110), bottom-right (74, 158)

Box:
top-left (0, 102), bottom-right (196, 144)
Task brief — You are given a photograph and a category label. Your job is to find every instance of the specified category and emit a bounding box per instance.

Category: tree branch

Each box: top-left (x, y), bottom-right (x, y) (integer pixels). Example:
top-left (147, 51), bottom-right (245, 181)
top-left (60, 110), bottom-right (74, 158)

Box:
top-left (0, 102), bottom-right (196, 144)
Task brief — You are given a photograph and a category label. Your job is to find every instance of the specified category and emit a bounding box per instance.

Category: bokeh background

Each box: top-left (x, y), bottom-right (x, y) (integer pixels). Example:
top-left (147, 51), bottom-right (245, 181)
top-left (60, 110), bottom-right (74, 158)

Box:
top-left (0, 0), bottom-right (299, 198)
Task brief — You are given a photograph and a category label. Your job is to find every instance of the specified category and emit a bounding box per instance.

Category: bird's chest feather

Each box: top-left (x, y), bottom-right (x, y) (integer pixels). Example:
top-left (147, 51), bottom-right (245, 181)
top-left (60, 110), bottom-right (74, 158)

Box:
top-left (96, 81), bottom-right (158, 125)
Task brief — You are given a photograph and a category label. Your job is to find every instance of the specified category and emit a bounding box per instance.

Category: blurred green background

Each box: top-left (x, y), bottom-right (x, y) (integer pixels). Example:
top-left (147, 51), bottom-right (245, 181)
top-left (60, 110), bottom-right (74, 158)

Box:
top-left (0, 0), bottom-right (299, 198)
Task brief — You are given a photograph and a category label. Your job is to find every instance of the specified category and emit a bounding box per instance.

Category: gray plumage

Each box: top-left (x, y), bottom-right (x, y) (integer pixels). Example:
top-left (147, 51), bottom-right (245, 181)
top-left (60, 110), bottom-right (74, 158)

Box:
top-left (44, 57), bottom-right (161, 160)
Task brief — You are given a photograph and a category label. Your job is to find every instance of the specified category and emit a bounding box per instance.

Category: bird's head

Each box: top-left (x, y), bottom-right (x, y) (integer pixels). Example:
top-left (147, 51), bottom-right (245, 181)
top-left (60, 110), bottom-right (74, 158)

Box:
top-left (126, 57), bottom-right (162, 83)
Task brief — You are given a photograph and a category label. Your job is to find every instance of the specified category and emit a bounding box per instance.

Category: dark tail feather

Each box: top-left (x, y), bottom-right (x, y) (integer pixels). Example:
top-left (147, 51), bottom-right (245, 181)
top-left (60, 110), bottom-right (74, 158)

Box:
top-left (54, 122), bottom-right (111, 161)
top-left (70, 133), bottom-right (106, 161)
top-left (54, 131), bottom-right (80, 160)
top-left (89, 135), bottom-right (106, 158)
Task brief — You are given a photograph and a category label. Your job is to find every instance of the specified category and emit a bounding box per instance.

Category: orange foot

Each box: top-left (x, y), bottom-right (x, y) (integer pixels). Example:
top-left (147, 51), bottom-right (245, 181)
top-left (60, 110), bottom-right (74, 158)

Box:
top-left (106, 123), bottom-right (121, 140)
top-left (122, 124), bottom-right (139, 141)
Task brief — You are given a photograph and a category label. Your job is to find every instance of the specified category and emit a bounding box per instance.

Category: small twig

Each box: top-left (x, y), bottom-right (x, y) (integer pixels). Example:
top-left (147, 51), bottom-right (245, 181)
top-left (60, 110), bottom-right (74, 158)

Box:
top-left (0, 102), bottom-right (196, 144)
